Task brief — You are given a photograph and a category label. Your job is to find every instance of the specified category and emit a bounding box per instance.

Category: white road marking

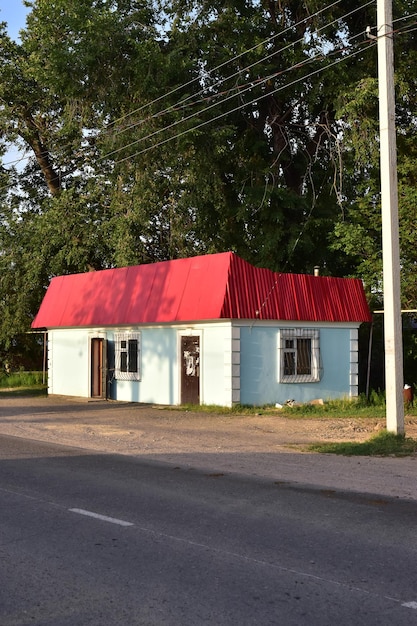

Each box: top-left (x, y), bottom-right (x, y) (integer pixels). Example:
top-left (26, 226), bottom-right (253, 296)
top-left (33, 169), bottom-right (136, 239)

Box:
top-left (69, 508), bottom-right (133, 526)
top-left (402, 601), bottom-right (417, 610)
top-left (1, 487), bottom-right (415, 611)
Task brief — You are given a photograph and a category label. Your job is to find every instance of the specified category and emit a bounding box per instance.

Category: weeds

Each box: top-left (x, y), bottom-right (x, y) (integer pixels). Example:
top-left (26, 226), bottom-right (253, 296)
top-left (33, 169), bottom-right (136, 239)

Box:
top-left (308, 430), bottom-right (417, 457)
top-left (0, 386), bottom-right (47, 397)
top-left (0, 371), bottom-right (46, 396)
top-left (276, 392), bottom-right (398, 419)
top-left (172, 392), bottom-right (414, 420)
top-left (0, 370), bottom-right (45, 388)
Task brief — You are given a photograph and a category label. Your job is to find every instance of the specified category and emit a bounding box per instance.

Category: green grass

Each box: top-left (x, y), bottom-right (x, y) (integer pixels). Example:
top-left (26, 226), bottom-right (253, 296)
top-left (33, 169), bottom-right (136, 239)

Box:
top-left (167, 403), bottom-right (261, 415)
top-left (0, 370), bottom-right (45, 388)
top-left (308, 430), bottom-right (417, 457)
top-left (173, 392), bottom-right (398, 419)
top-left (0, 385), bottom-right (47, 397)
top-left (276, 392), bottom-right (393, 419)
top-left (0, 371), bottom-right (47, 396)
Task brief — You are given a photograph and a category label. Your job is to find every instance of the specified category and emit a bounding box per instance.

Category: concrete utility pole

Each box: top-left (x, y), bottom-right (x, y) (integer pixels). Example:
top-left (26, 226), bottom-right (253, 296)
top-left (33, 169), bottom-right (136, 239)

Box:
top-left (377, 0), bottom-right (404, 433)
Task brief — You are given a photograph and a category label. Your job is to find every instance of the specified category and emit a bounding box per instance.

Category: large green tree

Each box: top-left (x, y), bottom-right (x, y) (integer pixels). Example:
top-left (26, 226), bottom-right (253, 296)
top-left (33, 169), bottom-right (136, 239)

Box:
top-left (0, 0), bottom-right (416, 370)
top-left (331, 1), bottom-right (417, 305)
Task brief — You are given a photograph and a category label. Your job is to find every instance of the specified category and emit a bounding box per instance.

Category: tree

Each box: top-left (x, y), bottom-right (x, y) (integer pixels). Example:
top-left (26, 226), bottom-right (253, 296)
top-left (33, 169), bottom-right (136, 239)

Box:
top-left (0, 0), bottom-right (416, 373)
top-left (0, 0), bottom-right (162, 344)
top-left (330, 2), bottom-right (417, 304)
top-left (144, 0), bottom-right (378, 272)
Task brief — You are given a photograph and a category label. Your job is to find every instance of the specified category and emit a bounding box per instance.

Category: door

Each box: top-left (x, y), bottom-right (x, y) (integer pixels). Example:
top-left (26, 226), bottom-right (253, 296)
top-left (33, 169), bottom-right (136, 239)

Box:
top-left (181, 336), bottom-right (200, 405)
top-left (91, 338), bottom-right (106, 398)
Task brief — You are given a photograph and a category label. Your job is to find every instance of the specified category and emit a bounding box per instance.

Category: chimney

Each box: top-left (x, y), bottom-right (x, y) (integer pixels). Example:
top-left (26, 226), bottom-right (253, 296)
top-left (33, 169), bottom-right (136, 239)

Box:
top-left (314, 266), bottom-right (320, 277)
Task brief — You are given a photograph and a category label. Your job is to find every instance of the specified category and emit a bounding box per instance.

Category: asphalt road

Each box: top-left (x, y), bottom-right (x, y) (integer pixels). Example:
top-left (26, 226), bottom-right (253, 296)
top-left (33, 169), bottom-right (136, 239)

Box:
top-left (1, 433), bottom-right (417, 625)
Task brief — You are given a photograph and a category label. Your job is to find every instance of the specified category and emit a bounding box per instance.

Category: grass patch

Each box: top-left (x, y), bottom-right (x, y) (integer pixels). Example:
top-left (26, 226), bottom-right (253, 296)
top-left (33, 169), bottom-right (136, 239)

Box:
top-left (170, 394), bottom-right (397, 419)
top-left (0, 385), bottom-right (47, 397)
top-left (308, 430), bottom-right (417, 457)
top-left (167, 403), bottom-right (262, 415)
top-left (0, 370), bottom-right (45, 388)
top-left (144, 390), bottom-right (415, 420)
top-left (0, 371), bottom-right (47, 397)
top-left (278, 392), bottom-right (392, 419)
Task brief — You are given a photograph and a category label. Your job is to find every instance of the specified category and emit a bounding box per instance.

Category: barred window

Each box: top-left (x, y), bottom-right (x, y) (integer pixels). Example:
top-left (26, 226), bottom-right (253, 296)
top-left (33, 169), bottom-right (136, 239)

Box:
top-left (279, 329), bottom-right (320, 382)
top-left (115, 332), bottom-right (141, 381)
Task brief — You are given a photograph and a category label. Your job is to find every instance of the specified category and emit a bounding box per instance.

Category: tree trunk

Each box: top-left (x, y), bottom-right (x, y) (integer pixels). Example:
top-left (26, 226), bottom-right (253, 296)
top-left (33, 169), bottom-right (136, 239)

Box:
top-left (23, 111), bottom-right (61, 196)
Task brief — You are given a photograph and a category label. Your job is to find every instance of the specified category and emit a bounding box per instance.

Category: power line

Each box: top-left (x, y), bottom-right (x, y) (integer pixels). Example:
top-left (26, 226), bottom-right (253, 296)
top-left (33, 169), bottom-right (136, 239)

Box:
top-left (1, 0), bottom-right (348, 175)
top-left (114, 39), bottom-right (377, 165)
top-left (102, 16), bottom-right (415, 164)
top-left (0, 35), bottom-right (377, 192)
top-left (103, 1), bottom-right (374, 156)
top-left (106, 12), bottom-right (415, 150)
top-left (2, 10), bottom-right (414, 192)
top-left (393, 11), bottom-right (417, 24)
top-left (105, 0), bottom-right (345, 132)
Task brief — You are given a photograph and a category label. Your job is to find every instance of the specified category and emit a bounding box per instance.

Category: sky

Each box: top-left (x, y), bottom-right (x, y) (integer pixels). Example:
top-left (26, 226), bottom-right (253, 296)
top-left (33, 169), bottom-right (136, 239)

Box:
top-left (0, 0), bottom-right (30, 41)
top-left (0, 1), bottom-right (31, 166)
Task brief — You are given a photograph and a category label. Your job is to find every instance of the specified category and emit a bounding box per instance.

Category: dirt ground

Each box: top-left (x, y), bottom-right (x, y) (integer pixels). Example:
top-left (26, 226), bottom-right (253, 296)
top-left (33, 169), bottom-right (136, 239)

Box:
top-left (1, 395), bottom-right (417, 500)
top-left (0, 395), bottom-right (416, 456)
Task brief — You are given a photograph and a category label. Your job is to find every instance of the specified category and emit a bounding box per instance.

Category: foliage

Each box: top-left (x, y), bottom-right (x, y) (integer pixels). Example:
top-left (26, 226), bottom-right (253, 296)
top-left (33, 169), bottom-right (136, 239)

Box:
top-left (331, 0), bottom-right (417, 301)
top-left (308, 430), bottom-right (417, 457)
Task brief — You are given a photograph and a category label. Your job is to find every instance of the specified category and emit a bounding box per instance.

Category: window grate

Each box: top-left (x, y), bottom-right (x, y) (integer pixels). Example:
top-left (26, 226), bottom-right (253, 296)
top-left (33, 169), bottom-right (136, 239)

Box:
top-left (279, 329), bottom-right (321, 383)
top-left (115, 333), bottom-right (141, 381)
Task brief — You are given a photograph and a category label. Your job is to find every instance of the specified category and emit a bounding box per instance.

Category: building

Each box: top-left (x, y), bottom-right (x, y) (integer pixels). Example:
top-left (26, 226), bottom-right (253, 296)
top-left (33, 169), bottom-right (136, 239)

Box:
top-left (31, 252), bottom-right (371, 406)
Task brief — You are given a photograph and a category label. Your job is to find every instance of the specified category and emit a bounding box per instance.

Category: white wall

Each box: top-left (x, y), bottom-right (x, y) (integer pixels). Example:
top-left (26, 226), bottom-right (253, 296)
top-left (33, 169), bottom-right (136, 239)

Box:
top-left (48, 329), bottom-right (90, 397)
top-left (48, 323), bottom-right (236, 405)
top-left (198, 323), bottom-right (235, 406)
top-left (109, 327), bottom-right (178, 404)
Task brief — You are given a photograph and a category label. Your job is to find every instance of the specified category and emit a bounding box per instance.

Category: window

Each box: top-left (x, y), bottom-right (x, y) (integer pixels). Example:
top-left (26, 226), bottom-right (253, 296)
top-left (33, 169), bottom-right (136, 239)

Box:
top-left (279, 329), bottom-right (320, 382)
top-left (115, 332), bottom-right (141, 381)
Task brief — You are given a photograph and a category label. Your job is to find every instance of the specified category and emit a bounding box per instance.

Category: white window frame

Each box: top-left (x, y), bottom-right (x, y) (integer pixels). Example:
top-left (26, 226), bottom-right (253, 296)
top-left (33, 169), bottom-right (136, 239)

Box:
top-left (115, 332), bottom-right (141, 381)
top-left (279, 329), bottom-right (320, 383)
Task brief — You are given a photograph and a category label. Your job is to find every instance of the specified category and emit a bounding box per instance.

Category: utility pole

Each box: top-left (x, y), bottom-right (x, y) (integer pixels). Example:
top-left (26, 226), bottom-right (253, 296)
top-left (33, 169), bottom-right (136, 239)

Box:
top-left (377, 0), bottom-right (404, 433)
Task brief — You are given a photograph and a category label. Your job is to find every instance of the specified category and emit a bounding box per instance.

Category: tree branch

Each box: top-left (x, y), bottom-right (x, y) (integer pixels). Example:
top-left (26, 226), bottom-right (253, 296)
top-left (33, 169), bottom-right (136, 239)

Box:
top-left (22, 111), bottom-right (61, 196)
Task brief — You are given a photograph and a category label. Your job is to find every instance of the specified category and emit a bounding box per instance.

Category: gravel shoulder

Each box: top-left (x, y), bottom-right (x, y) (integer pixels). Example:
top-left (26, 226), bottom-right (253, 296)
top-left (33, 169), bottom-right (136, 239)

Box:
top-left (1, 395), bottom-right (416, 501)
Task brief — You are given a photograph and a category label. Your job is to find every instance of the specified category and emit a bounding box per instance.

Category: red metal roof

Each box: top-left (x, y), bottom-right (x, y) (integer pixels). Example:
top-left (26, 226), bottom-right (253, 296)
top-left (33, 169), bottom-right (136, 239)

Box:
top-left (31, 252), bottom-right (371, 328)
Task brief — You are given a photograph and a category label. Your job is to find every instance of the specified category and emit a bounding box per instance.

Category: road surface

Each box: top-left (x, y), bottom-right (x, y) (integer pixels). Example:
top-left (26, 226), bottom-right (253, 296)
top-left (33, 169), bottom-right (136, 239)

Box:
top-left (1, 433), bottom-right (417, 625)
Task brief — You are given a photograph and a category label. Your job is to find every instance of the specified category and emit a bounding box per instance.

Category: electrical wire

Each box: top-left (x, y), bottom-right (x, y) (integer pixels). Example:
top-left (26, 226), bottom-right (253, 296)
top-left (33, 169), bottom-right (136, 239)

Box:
top-left (1, 0), bottom-right (348, 173)
top-left (102, 15), bottom-right (416, 164)
top-left (116, 9), bottom-right (414, 139)
top-left (0, 0), bottom-right (371, 177)
top-left (2, 12), bottom-right (415, 191)
top-left (114, 39), bottom-right (377, 165)
top-left (104, 11), bottom-right (416, 151)
top-left (103, 0), bottom-right (375, 152)
top-left (393, 11), bottom-right (417, 24)
top-left (105, 0), bottom-right (345, 132)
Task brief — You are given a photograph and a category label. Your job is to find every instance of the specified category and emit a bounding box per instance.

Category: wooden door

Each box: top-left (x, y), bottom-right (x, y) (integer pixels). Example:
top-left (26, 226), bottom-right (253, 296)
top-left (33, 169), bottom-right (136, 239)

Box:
top-left (181, 336), bottom-right (200, 405)
top-left (91, 338), bottom-right (105, 398)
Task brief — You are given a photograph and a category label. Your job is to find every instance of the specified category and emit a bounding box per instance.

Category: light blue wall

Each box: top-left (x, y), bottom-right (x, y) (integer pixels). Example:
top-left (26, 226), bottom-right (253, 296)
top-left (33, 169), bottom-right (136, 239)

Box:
top-left (239, 325), bottom-right (352, 405)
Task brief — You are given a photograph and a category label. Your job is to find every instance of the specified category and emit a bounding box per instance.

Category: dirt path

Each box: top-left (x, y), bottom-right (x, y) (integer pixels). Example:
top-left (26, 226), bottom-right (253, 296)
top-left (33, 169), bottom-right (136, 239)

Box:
top-left (1, 395), bottom-right (416, 455)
